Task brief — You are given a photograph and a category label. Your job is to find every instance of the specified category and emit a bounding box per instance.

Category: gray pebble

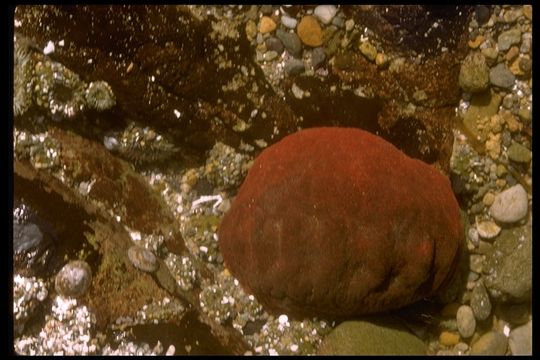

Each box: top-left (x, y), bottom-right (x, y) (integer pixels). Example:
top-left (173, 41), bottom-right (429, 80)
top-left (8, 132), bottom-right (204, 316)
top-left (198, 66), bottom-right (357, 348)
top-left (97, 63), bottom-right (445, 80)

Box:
top-left (284, 58), bottom-right (305, 75)
top-left (470, 331), bottom-right (508, 355)
top-left (470, 281), bottom-right (492, 321)
top-left (456, 305), bottom-right (476, 338)
top-left (311, 47), bottom-right (326, 69)
top-left (497, 28), bottom-right (522, 52)
top-left (489, 63), bottom-right (515, 89)
top-left (509, 320), bottom-right (532, 355)
top-left (489, 184), bottom-right (528, 223)
top-left (280, 15), bottom-right (297, 29)
top-left (276, 29), bottom-right (302, 58)
top-left (13, 223), bottom-right (43, 254)
top-left (314, 5), bottom-right (338, 25)
top-left (265, 37), bottom-right (284, 54)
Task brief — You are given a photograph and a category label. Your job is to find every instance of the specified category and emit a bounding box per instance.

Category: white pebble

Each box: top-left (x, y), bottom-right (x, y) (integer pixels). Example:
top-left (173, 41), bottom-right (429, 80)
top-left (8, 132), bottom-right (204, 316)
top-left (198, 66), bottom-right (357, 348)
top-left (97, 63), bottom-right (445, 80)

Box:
top-left (489, 184), bottom-right (528, 223)
top-left (290, 344), bottom-right (299, 352)
top-left (314, 5), bottom-right (338, 25)
top-left (280, 15), bottom-right (298, 29)
top-left (278, 314), bottom-right (288, 325)
top-left (43, 41), bottom-right (55, 55)
top-left (165, 345), bottom-right (175, 356)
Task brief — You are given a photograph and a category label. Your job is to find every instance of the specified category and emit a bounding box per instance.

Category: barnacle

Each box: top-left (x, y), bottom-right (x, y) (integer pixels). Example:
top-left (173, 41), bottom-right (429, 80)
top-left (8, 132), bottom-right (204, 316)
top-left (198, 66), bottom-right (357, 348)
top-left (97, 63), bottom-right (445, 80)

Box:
top-left (103, 123), bottom-right (178, 165)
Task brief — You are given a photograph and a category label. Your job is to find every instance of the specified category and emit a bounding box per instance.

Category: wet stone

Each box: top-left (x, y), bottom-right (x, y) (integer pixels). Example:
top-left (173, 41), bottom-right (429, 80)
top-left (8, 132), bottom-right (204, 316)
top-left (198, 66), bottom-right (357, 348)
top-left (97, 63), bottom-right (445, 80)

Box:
top-left (475, 5), bottom-right (491, 25)
top-left (500, 303), bottom-right (530, 325)
top-left (507, 143), bottom-right (532, 163)
top-left (265, 37), bottom-right (284, 55)
top-left (284, 58), bottom-right (305, 76)
top-left (456, 305), bottom-right (476, 338)
top-left (311, 47), bottom-right (326, 69)
top-left (259, 16), bottom-right (277, 34)
top-left (297, 16), bottom-right (323, 47)
top-left (314, 5), bottom-right (338, 25)
top-left (318, 317), bottom-right (426, 355)
top-left (280, 15), bottom-right (297, 29)
top-left (276, 29), bottom-right (302, 58)
top-left (497, 29), bottom-right (522, 52)
top-left (489, 63), bottom-right (515, 89)
top-left (470, 281), bottom-right (492, 321)
top-left (470, 331), bottom-right (508, 355)
top-left (439, 331), bottom-right (460, 347)
top-left (483, 226), bottom-right (532, 301)
top-left (489, 184), bottom-right (528, 223)
top-left (463, 91), bottom-right (501, 142)
top-left (13, 223), bottom-right (43, 254)
top-left (54, 260), bottom-right (92, 298)
top-left (128, 245), bottom-right (159, 273)
top-left (359, 41), bottom-right (377, 62)
top-left (263, 50), bottom-right (278, 62)
top-left (509, 320), bottom-right (532, 355)
top-left (459, 52), bottom-right (490, 93)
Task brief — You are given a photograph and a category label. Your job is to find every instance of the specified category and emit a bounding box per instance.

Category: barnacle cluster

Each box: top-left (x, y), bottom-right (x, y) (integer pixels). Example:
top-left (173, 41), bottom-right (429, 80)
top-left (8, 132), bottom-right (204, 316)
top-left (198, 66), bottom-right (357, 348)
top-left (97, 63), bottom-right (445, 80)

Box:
top-left (13, 35), bottom-right (35, 116)
top-left (103, 122), bottom-right (177, 165)
top-left (163, 253), bottom-right (199, 292)
top-left (182, 214), bottom-right (222, 265)
top-left (33, 60), bottom-right (87, 119)
top-left (14, 129), bottom-right (62, 170)
top-left (13, 34), bottom-right (116, 120)
top-left (198, 270), bottom-right (265, 328)
top-left (13, 275), bottom-right (48, 336)
top-left (204, 142), bottom-right (253, 189)
top-left (85, 81), bottom-right (116, 111)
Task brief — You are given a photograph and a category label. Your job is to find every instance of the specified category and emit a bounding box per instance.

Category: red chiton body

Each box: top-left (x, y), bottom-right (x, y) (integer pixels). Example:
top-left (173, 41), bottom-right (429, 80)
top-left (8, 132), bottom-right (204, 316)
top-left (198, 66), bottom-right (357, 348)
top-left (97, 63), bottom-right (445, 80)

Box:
top-left (218, 127), bottom-right (463, 319)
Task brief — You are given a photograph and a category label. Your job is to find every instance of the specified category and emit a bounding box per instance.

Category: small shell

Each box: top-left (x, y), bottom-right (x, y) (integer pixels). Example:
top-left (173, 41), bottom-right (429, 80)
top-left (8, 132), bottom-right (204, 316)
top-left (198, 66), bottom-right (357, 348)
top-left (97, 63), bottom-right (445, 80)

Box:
top-left (54, 260), bottom-right (92, 298)
top-left (128, 245), bottom-right (159, 272)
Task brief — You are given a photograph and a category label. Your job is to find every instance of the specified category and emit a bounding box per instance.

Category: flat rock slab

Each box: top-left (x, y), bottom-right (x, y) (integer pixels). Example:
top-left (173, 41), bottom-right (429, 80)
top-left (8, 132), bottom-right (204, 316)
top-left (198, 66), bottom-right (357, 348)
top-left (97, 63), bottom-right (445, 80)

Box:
top-left (219, 127), bottom-right (464, 319)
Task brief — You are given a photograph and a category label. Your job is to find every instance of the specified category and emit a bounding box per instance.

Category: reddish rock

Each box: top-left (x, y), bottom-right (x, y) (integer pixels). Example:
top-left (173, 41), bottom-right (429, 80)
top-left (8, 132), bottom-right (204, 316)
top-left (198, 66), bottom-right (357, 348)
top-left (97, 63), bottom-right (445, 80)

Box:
top-left (218, 127), bottom-right (463, 319)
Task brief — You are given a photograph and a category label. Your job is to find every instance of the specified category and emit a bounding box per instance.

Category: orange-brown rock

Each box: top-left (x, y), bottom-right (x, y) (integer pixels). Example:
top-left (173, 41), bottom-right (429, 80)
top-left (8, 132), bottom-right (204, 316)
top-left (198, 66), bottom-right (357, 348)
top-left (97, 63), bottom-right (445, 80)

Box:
top-left (297, 16), bottom-right (323, 47)
top-left (218, 127), bottom-right (464, 319)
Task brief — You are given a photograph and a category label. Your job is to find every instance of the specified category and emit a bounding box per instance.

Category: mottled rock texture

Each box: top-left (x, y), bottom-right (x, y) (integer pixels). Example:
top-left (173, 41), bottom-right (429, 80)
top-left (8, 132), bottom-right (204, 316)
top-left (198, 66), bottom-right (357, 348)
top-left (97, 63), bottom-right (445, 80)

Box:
top-left (219, 127), bottom-right (464, 319)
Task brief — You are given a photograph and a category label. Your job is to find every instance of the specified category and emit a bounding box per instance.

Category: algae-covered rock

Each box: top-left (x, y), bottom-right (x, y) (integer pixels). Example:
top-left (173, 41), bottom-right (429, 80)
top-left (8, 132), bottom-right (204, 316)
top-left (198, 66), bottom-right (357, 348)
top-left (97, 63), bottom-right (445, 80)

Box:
top-left (318, 317), bottom-right (426, 355)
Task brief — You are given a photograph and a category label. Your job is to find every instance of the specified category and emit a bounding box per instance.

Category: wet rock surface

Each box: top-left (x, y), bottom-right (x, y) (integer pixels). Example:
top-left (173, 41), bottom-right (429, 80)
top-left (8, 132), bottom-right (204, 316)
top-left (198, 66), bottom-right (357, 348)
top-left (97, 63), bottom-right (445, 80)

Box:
top-left (219, 127), bottom-right (463, 319)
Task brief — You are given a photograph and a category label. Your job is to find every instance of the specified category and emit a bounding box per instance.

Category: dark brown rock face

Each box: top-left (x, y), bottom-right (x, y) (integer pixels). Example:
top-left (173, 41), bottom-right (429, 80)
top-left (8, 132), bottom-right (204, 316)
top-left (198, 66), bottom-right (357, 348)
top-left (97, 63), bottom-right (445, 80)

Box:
top-left (218, 127), bottom-right (463, 319)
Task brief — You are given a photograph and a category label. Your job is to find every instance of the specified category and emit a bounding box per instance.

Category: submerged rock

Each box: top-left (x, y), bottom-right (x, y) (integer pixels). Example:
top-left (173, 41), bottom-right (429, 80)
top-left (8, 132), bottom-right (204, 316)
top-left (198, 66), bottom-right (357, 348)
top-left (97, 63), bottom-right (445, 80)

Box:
top-left (55, 260), bottom-right (92, 298)
top-left (219, 127), bottom-right (464, 319)
top-left (317, 316), bottom-right (426, 355)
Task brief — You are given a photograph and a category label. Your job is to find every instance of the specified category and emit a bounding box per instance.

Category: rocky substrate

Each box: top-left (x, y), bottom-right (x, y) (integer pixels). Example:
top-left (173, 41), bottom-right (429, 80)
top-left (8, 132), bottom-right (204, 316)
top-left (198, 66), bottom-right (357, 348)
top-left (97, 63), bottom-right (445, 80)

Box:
top-left (13, 4), bottom-right (531, 356)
